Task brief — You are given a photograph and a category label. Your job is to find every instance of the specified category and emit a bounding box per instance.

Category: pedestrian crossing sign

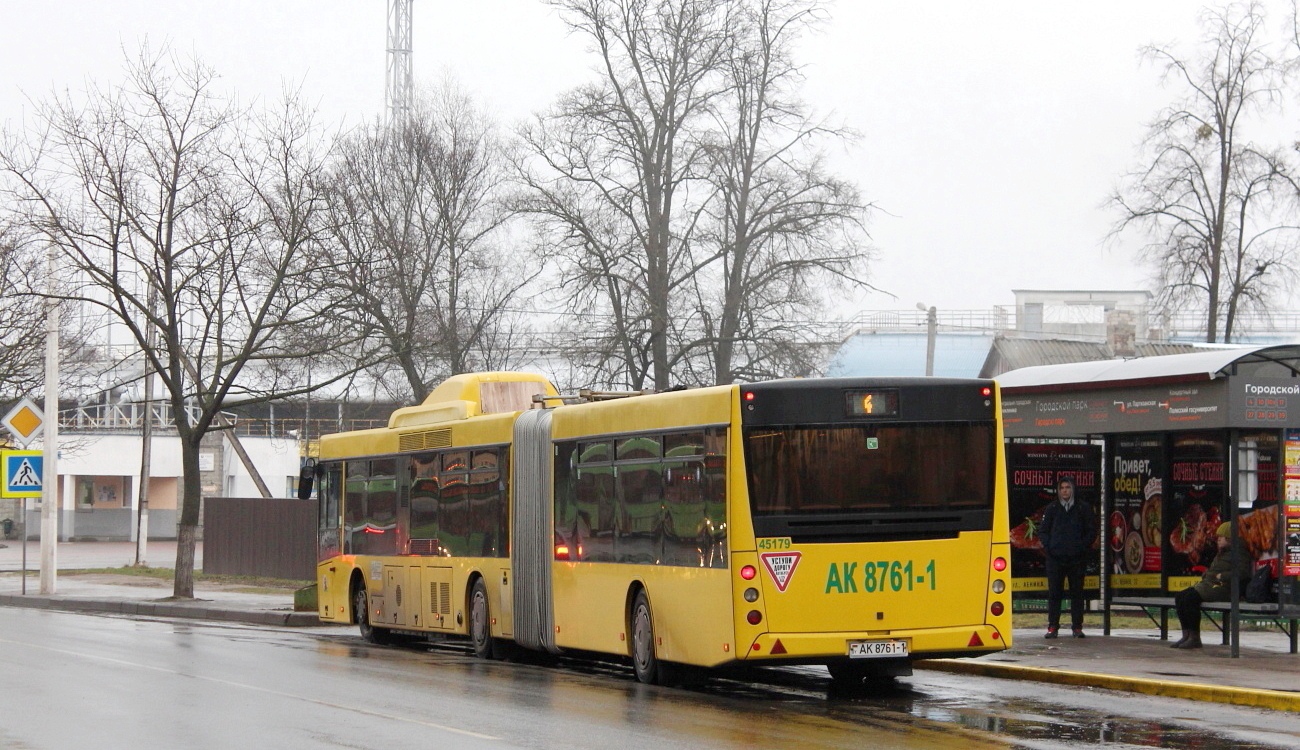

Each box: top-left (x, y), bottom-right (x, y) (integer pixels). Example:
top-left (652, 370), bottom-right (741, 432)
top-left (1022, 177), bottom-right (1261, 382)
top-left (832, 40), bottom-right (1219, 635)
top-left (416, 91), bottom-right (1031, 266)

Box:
top-left (2, 450), bottom-right (44, 498)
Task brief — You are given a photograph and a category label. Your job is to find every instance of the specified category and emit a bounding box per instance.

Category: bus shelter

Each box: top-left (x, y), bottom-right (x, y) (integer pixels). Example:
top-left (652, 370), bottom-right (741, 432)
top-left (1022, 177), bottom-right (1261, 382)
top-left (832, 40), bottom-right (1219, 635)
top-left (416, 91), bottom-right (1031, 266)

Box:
top-left (996, 344), bottom-right (1300, 655)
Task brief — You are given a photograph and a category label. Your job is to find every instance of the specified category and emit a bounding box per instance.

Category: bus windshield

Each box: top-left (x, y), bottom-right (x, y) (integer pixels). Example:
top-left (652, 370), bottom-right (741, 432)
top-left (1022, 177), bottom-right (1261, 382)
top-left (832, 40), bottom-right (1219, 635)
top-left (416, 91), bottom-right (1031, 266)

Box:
top-left (744, 423), bottom-right (995, 516)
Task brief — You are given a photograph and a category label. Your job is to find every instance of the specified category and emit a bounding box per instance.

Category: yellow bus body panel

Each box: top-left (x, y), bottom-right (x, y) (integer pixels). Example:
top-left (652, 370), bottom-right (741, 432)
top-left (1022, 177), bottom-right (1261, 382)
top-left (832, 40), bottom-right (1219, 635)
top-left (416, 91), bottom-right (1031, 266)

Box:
top-left (548, 385), bottom-right (734, 440)
top-left (548, 385), bottom-right (737, 665)
top-left (733, 538), bottom-right (1013, 659)
top-left (551, 563), bottom-right (733, 666)
top-left (320, 554), bottom-right (514, 639)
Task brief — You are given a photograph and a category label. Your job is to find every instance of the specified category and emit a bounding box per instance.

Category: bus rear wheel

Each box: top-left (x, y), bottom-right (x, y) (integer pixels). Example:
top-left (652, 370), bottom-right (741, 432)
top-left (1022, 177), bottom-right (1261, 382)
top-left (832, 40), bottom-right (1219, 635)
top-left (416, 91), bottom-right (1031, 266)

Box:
top-left (355, 586), bottom-right (392, 645)
top-left (469, 578), bottom-right (494, 660)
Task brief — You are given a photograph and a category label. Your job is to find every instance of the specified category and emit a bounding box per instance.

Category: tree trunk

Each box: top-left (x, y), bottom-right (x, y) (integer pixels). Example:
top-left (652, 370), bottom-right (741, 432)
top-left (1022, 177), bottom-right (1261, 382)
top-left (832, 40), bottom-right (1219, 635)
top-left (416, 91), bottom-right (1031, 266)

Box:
top-left (172, 435), bottom-right (204, 599)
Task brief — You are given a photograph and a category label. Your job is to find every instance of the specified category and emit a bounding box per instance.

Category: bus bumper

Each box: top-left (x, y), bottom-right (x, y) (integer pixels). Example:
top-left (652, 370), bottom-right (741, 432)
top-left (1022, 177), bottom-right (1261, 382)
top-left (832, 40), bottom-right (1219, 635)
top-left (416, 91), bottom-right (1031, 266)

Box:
top-left (738, 624), bottom-right (1007, 662)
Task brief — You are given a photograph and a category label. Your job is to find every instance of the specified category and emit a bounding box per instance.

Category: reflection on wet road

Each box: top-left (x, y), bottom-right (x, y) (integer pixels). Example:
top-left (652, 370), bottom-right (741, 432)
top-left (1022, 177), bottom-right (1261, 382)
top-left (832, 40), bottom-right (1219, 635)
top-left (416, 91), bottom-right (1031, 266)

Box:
top-left (0, 607), bottom-right (1297, 749)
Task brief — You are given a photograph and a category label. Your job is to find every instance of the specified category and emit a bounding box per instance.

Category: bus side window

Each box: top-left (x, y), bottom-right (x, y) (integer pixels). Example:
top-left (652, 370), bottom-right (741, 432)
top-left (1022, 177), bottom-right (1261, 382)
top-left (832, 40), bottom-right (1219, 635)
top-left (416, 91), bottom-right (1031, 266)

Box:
top-left (470, 449), bottom-right (506, 557)
top-left (575, 442), bottom-right (615, 562)
top-left (440, 451), bottom-right (471, 556)
top-left (409, 452), bottom-right (440, 555)
top-left (344, 460), bottom-right (368, 555)
top-left (366, 458), bottom-right (399, 556)
top-left (554, 441), bottom-right (580, 560)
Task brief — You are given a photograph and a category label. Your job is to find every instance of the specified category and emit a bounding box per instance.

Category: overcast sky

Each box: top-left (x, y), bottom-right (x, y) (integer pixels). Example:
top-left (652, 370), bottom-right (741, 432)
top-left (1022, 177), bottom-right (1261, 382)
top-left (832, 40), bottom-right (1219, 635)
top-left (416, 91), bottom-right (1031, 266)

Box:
top-left (3, 1), bottom-right (1297, 316)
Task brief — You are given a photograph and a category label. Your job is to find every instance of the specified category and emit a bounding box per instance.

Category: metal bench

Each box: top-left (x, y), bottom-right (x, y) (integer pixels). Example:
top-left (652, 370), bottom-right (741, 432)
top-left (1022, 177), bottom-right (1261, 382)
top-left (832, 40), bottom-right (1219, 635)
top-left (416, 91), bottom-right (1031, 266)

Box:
top-left (1108, 596), bottom-right (1298, 654)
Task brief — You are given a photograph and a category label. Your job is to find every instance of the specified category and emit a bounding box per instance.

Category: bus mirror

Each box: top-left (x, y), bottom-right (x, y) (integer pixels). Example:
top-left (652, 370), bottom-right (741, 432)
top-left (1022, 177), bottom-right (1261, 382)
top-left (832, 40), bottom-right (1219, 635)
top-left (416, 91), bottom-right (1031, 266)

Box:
top-left (297, 458), bottom-right (318, 500)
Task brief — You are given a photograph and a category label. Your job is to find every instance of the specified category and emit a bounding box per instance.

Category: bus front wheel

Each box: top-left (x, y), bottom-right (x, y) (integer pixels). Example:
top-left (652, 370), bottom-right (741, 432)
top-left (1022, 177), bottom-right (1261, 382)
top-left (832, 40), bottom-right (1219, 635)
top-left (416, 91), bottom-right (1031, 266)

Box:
top-left (355, 586), bottom-right (392, 645)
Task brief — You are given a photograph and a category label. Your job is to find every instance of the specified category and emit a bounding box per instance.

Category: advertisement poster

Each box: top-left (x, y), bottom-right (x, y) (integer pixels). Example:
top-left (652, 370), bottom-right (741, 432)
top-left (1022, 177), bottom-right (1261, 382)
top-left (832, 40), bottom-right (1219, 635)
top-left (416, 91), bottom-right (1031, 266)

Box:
top-left (1287, 430), bottom-right (1300, 585)
top-left (1165, 432), bottom-right (1226, 589)
top-left (1108, 434), bottom-right (1164, 591)
top-left (1007, 442), bottom-right (1101, 593)
top-left (1252, 434), bottom-right (1280, 506)
top-left (1286, 506), bottom-right (1300, 577)
top-left (1286, 429), bottom-right (1300, 505)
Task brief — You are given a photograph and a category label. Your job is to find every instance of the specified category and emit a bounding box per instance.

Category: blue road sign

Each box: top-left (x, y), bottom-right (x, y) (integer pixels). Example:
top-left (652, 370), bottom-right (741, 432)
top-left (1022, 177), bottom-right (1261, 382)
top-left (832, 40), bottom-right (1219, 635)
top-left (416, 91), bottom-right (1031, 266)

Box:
top-left (2, 450), bottom-right (43, 498)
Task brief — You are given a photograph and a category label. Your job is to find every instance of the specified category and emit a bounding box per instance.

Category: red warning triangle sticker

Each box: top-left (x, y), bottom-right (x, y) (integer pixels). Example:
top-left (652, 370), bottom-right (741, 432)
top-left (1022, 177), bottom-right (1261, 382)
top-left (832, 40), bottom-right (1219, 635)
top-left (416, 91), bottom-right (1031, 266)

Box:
top-left (759, 551), bottom-right (802, 592)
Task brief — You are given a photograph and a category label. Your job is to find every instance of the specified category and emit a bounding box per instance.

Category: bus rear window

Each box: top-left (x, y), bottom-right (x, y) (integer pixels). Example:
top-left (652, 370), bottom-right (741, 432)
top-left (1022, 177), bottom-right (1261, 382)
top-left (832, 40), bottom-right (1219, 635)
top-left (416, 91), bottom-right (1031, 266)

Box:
top-left (744, 423), bottom-right (995, 515)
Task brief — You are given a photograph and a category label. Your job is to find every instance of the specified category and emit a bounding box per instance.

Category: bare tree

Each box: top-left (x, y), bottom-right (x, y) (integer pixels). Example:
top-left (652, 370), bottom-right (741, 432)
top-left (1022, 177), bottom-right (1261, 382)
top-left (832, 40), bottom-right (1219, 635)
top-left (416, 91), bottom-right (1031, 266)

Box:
top-left (1111, 1), bottom-right (1298, 343)
top-left (519, 0), bottom-right (733, 390)
top-left (0, 47), bottom-right (363, 597)
top-left (0, 223), bottom-right (47, 401)
top-left (697, 0), bottom-right (872, 384)
top-left (0, 220), bottom-right (109, 405)
top-left (324, 85), bottom-right (534, 404)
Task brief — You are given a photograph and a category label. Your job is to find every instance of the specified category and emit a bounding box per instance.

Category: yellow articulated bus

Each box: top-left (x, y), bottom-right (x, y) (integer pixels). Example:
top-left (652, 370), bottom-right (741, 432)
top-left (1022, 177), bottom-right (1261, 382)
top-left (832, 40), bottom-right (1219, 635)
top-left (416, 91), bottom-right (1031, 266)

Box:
top-left (308, 371), bottom-right (1012, 687)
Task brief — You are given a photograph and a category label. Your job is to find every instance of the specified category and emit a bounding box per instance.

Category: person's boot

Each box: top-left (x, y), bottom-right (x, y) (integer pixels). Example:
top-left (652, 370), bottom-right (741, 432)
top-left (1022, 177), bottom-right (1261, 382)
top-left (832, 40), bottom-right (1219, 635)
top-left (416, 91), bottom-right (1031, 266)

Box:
top-left (1169, 630), bottom-right (1189, 648)
top-left (1174, 633), bottom-right (1202, 649)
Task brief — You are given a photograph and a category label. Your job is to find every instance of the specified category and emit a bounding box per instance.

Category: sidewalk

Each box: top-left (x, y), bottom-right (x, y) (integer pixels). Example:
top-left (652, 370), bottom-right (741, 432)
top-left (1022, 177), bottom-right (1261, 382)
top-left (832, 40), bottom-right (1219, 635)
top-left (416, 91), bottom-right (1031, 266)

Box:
top-left (920, 626), bottom-right (1300, 712)
top-left (1, 542), bottom-right (1297, 710)
top-left (0, 539), bottom-right (319, 628)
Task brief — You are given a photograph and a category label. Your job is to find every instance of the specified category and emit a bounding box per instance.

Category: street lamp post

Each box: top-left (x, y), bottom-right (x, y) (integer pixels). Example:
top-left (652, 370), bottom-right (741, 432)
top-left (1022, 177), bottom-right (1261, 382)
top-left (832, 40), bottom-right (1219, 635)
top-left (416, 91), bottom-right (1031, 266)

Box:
top-left (916, 303), bottom-right (937, 376)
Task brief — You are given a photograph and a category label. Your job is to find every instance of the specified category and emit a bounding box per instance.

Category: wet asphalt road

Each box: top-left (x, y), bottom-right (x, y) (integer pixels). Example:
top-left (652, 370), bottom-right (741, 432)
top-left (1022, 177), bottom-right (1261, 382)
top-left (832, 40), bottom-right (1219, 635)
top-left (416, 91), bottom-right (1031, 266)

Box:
top-left (1, 607), bottom-right (1298, 749)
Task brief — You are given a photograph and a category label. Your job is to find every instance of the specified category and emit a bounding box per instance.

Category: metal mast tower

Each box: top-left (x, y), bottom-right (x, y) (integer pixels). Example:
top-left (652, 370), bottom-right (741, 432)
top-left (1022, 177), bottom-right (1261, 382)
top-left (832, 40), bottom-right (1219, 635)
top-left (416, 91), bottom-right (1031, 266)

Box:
top-left (386, 0), bottom-right (413, 124)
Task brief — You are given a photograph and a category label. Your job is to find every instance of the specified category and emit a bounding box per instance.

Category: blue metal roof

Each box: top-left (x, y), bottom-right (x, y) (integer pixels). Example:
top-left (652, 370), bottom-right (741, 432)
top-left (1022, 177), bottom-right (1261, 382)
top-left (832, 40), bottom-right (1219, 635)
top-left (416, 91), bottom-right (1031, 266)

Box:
top-left (824, 333), bottom-right (995, 378)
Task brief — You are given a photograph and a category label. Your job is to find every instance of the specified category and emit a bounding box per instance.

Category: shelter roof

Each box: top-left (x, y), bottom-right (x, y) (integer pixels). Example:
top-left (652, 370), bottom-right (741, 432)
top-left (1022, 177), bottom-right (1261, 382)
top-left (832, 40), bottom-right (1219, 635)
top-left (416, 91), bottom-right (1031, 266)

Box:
top-left (996, 344), bottom-right (1300, 392)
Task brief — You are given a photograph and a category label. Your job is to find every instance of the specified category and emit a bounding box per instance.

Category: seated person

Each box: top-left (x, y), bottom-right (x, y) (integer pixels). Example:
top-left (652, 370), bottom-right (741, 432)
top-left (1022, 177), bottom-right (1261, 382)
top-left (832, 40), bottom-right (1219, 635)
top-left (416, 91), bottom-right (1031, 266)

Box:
top-left (1171, 522), bottom-right (1252, 649)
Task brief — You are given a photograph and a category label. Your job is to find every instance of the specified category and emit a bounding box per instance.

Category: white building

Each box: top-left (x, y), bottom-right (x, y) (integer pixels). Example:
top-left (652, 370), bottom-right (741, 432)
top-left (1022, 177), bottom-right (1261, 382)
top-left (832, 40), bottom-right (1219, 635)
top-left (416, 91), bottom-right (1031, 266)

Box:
top-left (3, 402), bottom-right (303, 541)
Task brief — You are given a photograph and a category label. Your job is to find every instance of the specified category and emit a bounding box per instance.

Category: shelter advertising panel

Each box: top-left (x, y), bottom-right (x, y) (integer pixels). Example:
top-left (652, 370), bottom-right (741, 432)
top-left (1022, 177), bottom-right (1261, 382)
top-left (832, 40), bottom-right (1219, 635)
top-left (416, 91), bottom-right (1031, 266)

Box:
top-left (1229, 378), bottom-right (1300, 427)
top-left (1001, 381), bottom-right (1230, 439)
top-left (1007, 443), bottom-right (1101, 593)
top-left (1108, 435), bottom-right (1163, 592)
top-left (1165, 432), bottom-right (1226, 591)
top-left (1286, 430), bottom-right (1300, 580)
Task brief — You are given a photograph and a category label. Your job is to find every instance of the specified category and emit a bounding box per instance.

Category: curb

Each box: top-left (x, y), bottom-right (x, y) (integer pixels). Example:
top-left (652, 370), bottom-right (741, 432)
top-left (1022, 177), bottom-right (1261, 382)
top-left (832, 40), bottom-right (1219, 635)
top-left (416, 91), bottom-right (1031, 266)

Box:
top-left (0, 594), bottom-right (322, 628)
top-left (916, 658), bottom-right (1300, 713)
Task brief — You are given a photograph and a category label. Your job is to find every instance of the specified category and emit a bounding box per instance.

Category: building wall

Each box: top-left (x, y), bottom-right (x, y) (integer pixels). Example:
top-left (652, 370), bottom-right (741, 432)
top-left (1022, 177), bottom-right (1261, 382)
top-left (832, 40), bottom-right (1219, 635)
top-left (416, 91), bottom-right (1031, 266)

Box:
top-left (20, 432), bottom-right (302, 541)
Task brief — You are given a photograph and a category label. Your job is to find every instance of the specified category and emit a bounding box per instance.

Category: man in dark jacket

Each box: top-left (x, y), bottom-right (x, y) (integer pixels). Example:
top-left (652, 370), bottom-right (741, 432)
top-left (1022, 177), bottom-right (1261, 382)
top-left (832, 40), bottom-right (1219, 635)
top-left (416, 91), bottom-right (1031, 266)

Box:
top-left (1038, 478), bottom-right (1096, 638)
top-left (1171, 521), bottom-right (1252, 649)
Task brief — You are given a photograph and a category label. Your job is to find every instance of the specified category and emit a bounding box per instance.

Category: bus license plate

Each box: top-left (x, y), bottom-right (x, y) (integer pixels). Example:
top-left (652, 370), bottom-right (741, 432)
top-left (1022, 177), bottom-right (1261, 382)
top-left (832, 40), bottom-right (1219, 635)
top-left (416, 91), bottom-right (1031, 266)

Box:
top-left (848, 640), bottom-right (908, 659)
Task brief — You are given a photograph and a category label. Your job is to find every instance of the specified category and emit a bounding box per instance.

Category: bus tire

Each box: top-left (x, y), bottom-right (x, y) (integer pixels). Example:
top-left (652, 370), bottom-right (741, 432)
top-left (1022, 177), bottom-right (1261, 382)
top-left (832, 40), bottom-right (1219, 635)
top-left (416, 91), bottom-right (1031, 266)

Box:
top-left (631, 590), bottom-right (666, 685)
top-left (355, 586), bottom-right (392, 645)
top-left (469, 578), bottom-right (494, 660)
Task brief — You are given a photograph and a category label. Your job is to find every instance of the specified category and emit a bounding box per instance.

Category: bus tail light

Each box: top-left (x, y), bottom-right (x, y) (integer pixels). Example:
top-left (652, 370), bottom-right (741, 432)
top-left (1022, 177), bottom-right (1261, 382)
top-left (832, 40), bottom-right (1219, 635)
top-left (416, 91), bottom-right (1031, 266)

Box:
top-left (990, 601), bottom-right (1004, 616)
top-left (981, 386), bottom-right (992, 397)
top-left (555, 544), bottom-right (570, 561)
top-left (991, 579), bottom-right (1005, 594)
top-left (743, 587), bottom-right (759, 602)
top-left (746, 610), bottom-right (762, 625)
top-left (740, 565), bottom-right (757, 580)
top-left (992, 557), bottom-right (1007, 572)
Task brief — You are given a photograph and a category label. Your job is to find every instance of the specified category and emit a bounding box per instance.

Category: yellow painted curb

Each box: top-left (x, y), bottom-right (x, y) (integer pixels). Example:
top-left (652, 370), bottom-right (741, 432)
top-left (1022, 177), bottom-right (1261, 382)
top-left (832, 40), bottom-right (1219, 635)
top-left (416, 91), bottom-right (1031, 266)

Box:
top-left (916, 659), bottom-right (1300, 713)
